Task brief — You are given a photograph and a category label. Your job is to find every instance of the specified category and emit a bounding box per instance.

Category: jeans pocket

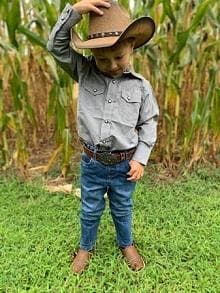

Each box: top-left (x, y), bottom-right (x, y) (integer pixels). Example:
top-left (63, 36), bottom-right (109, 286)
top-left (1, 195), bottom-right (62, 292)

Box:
top-left (125, 159), bottom-right (131, 171)
top-left (117, 159), bottom-right (131, 175)
top-left (81, 153), bottom-right (93, 166)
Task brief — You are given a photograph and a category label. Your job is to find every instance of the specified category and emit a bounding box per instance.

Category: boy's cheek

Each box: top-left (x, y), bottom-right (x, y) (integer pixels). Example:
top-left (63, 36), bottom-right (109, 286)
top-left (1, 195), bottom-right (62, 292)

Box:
top-left (95, 63), bottom-right (105, 72)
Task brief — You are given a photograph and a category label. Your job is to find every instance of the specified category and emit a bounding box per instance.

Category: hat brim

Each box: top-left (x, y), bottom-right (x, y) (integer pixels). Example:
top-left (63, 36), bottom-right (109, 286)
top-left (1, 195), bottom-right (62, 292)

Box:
top-left (71, 17), bottom-right (155, 49)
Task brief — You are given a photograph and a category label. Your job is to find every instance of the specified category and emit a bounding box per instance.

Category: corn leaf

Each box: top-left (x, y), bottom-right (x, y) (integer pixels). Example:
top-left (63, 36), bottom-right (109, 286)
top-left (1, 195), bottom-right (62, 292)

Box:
top-left (0, 40), bottom-right (15, 51)
top-left (189, 0), bottom-right (216, 32)
top-left (60, 0), bottom-right (73, 12)
top-left (0, 0), bottom-right (7, 19)
top-left (44, 145), bottom-right (63, 173)
top-left (61, 128), bottom-right (72, 176)
top-left (47, 84), bottom-right (58, 120)
top-left (10, 75), bottom-right (22, 111)
top-left (169, 0), bottom-right (215, 64)
top-left (210, 87), bottom-right (220, 134)
top-left (0, 79), bottom-right (3, 129)
top-left (18, 25), bottom-right (46, 48)
top-left (200, 68), bottom-right (216, 127)
top-left (42, 0), bottom-right (57, 28)
top-left (5, 0), bottom-right (21, 48)
top-left (162, 0), bottom-right (176, 26)
top-left (45, 55), bottom-right (59, 83)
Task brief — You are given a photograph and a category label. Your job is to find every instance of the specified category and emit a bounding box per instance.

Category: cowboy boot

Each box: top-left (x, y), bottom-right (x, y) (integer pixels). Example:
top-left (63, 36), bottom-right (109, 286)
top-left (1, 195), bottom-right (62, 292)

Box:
top-left (120, 245), bottom-right (145, 271)
top-left (71, 249), bottom-right (92, 274)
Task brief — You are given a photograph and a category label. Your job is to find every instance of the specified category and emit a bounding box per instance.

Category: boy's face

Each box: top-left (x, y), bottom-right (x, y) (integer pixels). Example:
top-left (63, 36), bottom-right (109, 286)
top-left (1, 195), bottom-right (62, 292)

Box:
top-left (92, 40), bottom-right (134, 78)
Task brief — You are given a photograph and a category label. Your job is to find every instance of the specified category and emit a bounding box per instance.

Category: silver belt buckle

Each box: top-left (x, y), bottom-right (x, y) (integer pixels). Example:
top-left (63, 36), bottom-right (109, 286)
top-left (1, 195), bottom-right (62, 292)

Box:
top-left (99, 152), bottom-right (118, 165)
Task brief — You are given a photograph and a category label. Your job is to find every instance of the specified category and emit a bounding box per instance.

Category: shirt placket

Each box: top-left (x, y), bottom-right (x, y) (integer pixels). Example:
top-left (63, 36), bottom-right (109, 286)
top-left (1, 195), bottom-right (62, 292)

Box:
top-left (100, 79), bottom-right (118, 145)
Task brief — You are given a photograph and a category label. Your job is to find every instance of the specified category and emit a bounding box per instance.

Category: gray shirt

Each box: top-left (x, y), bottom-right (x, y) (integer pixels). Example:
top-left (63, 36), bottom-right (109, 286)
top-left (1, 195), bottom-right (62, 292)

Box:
top-left (47, 3), bottom-right (159, 165)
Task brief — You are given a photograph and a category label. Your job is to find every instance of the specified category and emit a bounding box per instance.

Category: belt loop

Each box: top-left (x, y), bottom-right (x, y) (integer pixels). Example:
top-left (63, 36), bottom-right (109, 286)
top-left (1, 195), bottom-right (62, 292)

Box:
top-left (121, 152), bottom-right (126, 161)
top-left (94, 146), bottom-right (97, 160)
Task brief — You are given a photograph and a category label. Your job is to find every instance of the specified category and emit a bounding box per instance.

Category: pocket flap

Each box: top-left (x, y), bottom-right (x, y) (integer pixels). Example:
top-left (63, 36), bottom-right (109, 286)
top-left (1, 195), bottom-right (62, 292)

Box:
top-left (83, 80), bottom-right (105, 96)
top-left (121, 88), bottom-right (141, 103)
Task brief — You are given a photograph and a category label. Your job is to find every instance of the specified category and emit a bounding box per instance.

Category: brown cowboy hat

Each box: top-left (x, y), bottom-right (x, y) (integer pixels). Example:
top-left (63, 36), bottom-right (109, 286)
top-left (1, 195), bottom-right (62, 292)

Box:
top-left (71, 0), bottom-right (155, 49)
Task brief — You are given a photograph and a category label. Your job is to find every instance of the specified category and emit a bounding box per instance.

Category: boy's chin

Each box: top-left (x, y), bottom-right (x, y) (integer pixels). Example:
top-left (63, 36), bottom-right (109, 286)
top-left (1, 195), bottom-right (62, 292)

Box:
top-left (110, 73), bottom-right (123, 78)
top-left (103, 71), bottom-right (123, 79)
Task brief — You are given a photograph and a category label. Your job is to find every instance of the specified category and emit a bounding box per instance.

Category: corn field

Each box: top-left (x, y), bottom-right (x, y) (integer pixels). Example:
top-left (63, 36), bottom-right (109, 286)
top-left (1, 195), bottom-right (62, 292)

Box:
top-left (0, 0), bottom-right (219, 177)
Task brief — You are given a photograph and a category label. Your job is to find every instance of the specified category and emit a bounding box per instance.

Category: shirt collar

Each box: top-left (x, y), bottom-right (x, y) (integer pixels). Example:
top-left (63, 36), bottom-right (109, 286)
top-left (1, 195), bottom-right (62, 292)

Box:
top-left (91, 56), bottom-right (143, 80)
top-left (122, 67), bottom-right (143, 80)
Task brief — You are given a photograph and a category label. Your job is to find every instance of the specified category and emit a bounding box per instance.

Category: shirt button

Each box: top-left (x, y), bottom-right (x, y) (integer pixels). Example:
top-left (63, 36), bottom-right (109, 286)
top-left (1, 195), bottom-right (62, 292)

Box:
top-left (93, 89), bottom-right (97, 92)
top-left (104, 120), bottom-right (109, 123)
top-left (61, 16), bottom-right (65, 20)
top-left (66, 8), bottom-right (70, 13)
top-left (112, 80), bottom-right (116, 84)
top-left (127, 96), bottom-right (130, 100)
top-left (108, 99), bottom-right (112, 103)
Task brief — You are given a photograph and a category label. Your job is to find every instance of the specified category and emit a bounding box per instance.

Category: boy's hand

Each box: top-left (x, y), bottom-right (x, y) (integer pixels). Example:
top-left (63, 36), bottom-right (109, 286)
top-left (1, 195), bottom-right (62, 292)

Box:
top-left (127, 160), bottom-right (144, 182)
top-left (73, 0), bottom-right (111, 15)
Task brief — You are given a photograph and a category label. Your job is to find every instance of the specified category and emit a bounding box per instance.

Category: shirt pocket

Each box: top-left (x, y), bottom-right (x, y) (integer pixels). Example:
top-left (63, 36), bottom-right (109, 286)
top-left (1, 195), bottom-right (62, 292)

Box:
top-left (80, 79), bottom-right (105, 112)
top-left (83, 84), bottom-right (105, 96)
top-left (118, 88), bottom-right (142, 127)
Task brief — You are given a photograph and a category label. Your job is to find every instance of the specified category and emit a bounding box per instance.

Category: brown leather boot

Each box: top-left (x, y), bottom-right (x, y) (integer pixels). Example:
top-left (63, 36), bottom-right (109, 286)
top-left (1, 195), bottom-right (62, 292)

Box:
top-left (71, 249), bottom-right (92, 274)
top-left (120, 245), bottom-right (145, 271)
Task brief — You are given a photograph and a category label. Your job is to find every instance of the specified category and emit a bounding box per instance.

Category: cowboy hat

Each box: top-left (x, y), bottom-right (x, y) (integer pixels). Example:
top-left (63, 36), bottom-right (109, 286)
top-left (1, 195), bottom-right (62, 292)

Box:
top-left (71, 0), bottom-right (155, 49)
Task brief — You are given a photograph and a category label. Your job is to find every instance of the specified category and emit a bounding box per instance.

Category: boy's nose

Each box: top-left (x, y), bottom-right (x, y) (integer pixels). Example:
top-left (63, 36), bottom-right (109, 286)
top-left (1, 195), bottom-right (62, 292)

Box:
top-left (109, 61), bottom-right (118, 70)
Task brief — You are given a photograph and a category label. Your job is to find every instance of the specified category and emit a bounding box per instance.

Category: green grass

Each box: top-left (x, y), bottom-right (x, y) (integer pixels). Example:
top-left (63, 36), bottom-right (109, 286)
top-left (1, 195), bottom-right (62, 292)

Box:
top-left (0, 168), bottom-right (220, 292)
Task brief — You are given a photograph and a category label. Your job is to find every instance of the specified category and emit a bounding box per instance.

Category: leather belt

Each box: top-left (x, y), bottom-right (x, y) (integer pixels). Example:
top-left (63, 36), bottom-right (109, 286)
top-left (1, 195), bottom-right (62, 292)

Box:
top-left (83, 145), bottom-right (136, 165)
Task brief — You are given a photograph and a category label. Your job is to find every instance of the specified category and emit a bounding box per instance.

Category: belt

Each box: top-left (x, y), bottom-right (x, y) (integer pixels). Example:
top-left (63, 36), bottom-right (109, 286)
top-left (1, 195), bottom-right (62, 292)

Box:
top-left (83, 145), bottom-right (136, 165)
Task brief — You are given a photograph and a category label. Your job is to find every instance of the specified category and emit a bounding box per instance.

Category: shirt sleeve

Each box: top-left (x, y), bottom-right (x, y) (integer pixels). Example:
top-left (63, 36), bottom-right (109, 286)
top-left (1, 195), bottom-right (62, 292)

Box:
top-left (132, 80), bottom-right (159, 165)
top-left (47, 3), bottom-right (88, 82)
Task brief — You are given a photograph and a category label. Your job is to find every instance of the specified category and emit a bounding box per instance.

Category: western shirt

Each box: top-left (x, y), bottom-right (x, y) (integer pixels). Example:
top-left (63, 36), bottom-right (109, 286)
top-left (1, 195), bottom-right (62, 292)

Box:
top-left (47, 4), bottom-right (159, 165)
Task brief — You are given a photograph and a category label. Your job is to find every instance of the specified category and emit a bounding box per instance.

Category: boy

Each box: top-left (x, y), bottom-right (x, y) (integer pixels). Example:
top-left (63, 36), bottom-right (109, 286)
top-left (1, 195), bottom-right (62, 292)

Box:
top-left (47, 0), bottom-right (159, 274)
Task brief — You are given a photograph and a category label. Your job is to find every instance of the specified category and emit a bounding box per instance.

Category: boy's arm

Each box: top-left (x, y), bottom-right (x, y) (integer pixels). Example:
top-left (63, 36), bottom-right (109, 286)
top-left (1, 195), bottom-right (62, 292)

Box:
top-left (132, 80), bottom-right (159, 166)
top-left (47, 0), bottom-right (111, 81)
top-left (47, 4), bottom-right (84, 82)
top-left (127, 82), bottom-right (158, 182)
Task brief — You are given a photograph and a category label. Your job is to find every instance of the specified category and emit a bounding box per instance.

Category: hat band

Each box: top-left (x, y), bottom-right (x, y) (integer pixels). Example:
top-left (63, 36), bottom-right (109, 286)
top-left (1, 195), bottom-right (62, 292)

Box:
top-left (88, 31), bottom-right (122, 40)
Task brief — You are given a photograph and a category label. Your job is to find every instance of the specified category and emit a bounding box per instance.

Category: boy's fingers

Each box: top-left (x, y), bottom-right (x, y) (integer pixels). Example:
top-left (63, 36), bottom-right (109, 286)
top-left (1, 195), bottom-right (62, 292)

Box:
top-left (127, 166), bottom-right (139, 176)
top-left (127, 169), bottom-right (134, 176)
top-left (127, 169), bottom-right (144, 181)
top-left (128, 174), bottom-right (143, 181)
top-left (89, 5), bottom-right (104, 15)
top-left (93, 0), bottom-right (111, 8)
top-left (127, 170), bottom-right (138, 181)
top-left (89, 1), bottom-right (111, 15)
top-left (127, 176), bottom-right (139, 181)
top-left (94, 0), bottom-right (111, 5)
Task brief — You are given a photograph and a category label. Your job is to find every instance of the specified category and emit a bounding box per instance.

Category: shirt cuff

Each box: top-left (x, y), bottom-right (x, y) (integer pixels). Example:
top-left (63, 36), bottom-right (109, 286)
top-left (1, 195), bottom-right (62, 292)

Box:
top-left (132, 142), bottom-right (153, 166)
top-left (47, 4), bottom-right (82, 51)
top-left (59, 4), bottom-right (82, 31)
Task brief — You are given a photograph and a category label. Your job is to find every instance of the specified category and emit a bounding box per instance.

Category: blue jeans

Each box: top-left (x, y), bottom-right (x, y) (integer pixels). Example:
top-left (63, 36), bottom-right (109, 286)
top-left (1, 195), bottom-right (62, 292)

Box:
top-left (80, 153), bottom-right (136, 251)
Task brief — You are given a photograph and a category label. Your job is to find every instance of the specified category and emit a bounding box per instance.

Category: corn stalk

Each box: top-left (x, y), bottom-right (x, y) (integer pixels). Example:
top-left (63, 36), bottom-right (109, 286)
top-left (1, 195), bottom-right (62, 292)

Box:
top-left (132, 0), bottom-right (220, 167)
top-left (0, 0), bottom-right (219, 176)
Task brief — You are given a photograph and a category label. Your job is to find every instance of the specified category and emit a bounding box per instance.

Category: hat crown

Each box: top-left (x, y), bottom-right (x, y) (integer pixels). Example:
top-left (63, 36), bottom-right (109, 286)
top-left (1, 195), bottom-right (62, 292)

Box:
top-left (89, 1), bottom-right (130, 37)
